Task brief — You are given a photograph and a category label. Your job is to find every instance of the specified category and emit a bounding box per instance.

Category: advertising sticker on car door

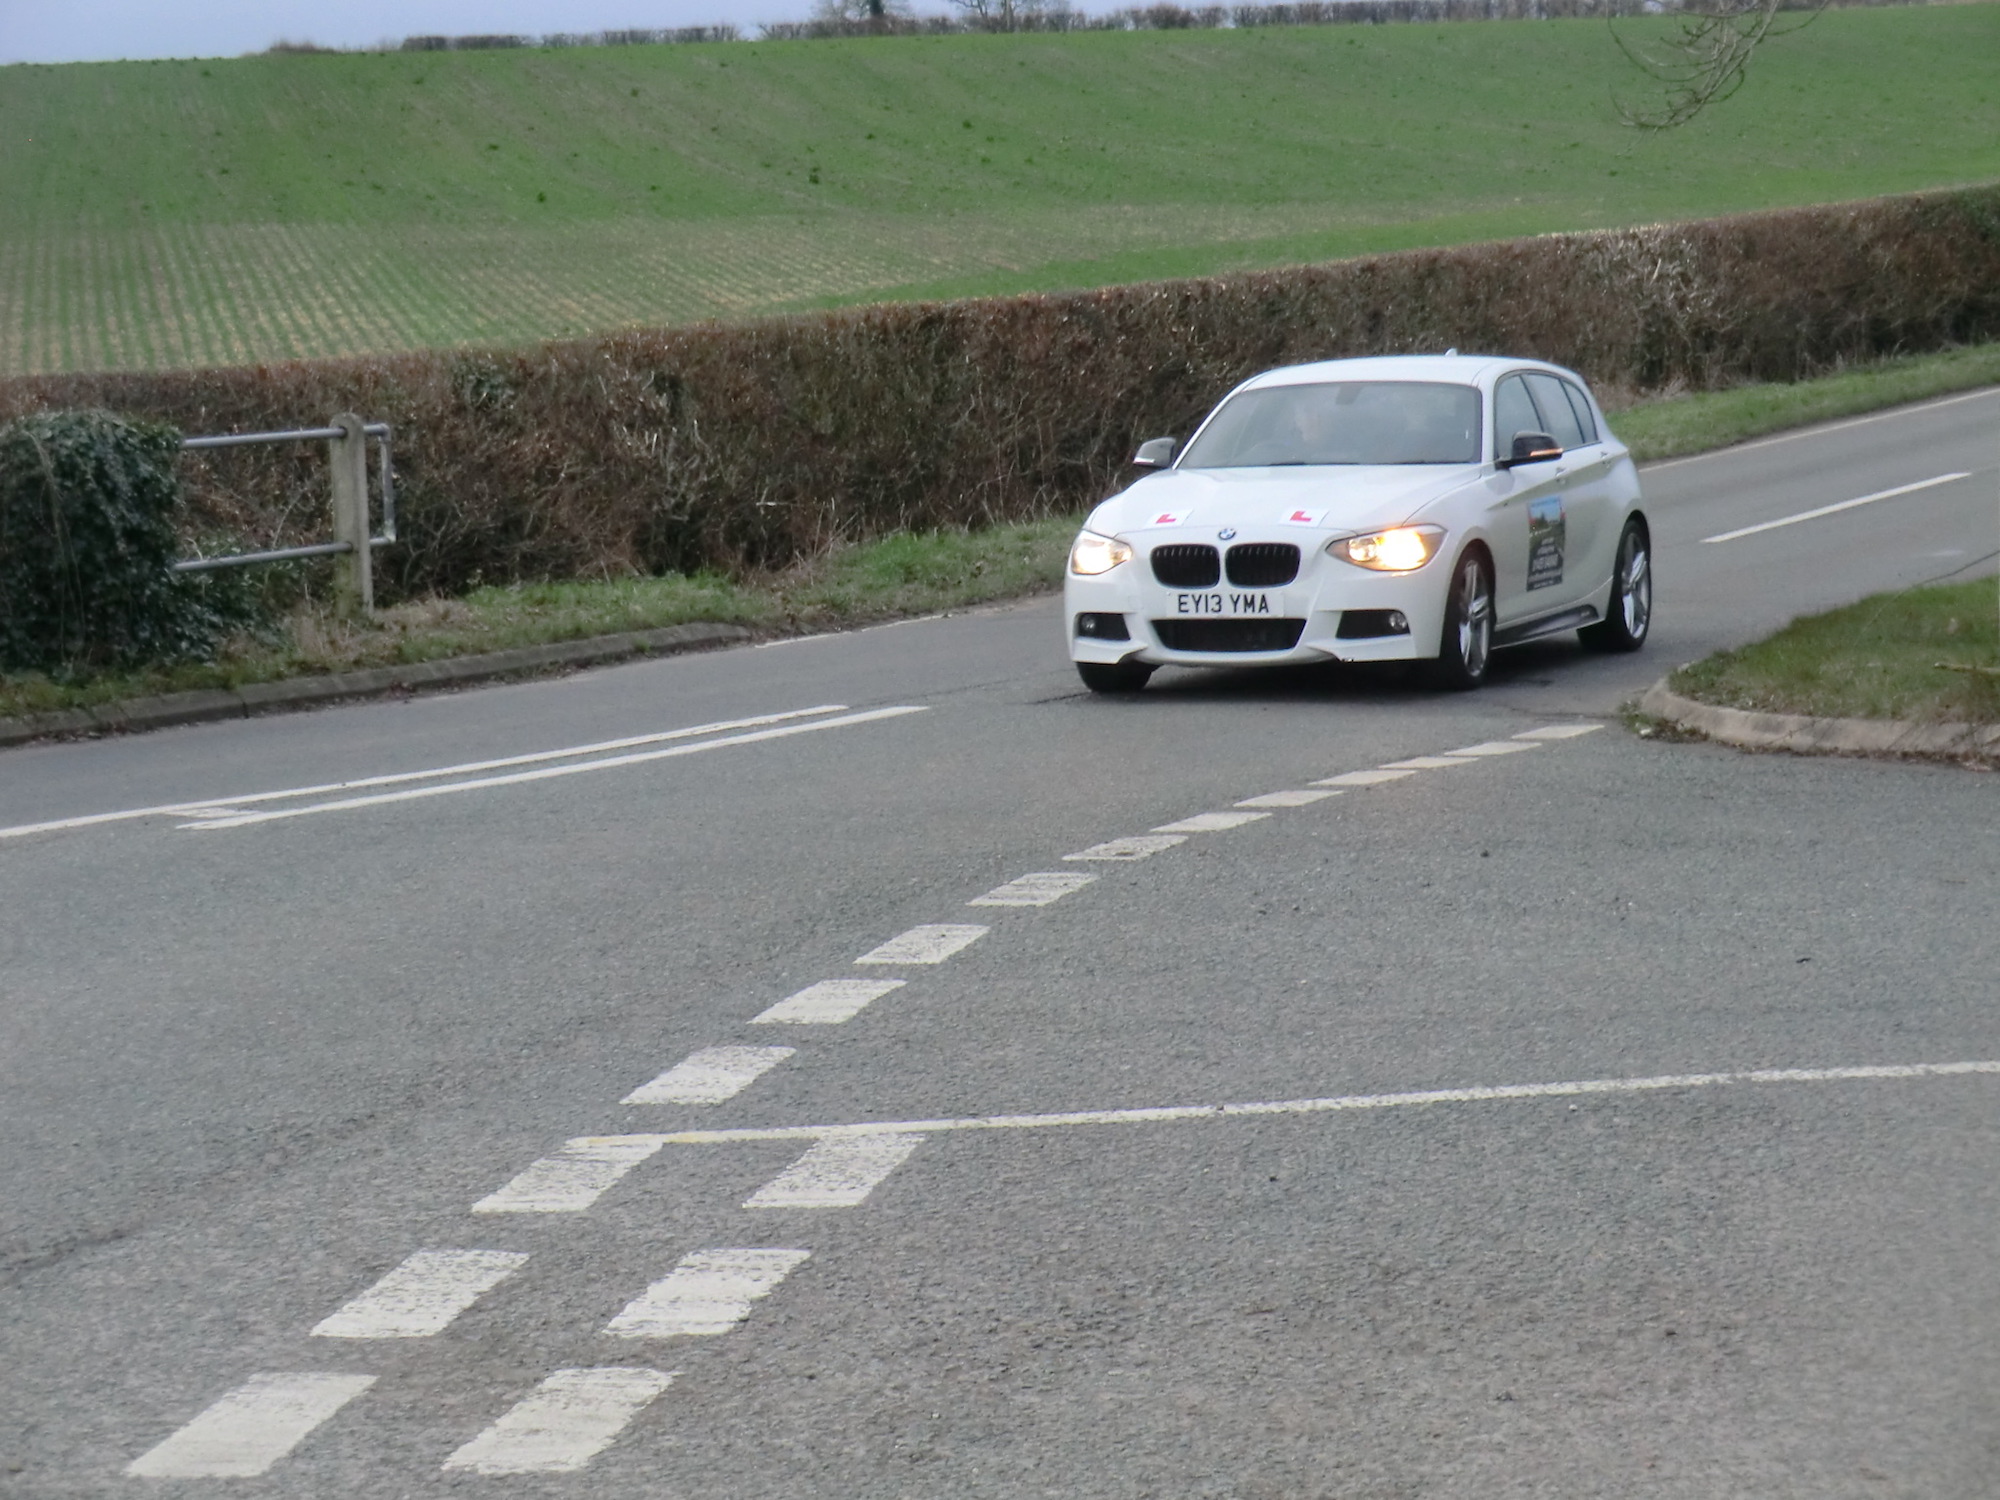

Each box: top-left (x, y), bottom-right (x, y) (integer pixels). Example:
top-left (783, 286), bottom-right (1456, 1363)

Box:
top-left (1527, 495), bottom-right (1566, 592)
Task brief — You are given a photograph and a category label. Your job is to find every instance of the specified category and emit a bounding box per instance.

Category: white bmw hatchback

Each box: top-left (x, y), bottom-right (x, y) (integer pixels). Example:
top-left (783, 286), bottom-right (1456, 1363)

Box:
top-left (1064, 353), bottom-right (1651, 692)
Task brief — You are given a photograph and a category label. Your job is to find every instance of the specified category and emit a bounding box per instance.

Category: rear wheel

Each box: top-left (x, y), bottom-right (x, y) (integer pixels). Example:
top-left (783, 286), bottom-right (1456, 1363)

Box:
top-left (1580, 519), bottom-right (1651, 652)
top-left (1428, 549), bottom-right (1494, 691)
top-left (1077, 659), bottom-right (1155, 694)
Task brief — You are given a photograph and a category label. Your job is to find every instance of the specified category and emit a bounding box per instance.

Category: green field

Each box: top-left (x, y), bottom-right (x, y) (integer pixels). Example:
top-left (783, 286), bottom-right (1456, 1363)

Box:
top-left (3, 4), bottom-right (1997, 374)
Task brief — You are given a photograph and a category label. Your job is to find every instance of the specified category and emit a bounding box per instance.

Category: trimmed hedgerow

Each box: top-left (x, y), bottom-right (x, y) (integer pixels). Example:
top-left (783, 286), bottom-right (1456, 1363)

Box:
top-left (0, 410), bottom-right (242, 673)
top-left (0, 186), bottom-right (1995, 606)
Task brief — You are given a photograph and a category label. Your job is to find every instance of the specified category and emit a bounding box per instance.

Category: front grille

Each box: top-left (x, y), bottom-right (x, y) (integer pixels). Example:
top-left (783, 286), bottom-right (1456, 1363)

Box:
top-left (1150, 544), bottom-right (1220, 589)
top-left (1225, 542), bottom-right (1300, 588)
top-left (1152, 618), bottom-right (1307, 653)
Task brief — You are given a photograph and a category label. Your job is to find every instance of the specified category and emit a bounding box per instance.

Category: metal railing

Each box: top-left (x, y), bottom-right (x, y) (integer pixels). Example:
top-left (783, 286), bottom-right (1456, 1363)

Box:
top-left (171, 415), bottom-right (394, 614)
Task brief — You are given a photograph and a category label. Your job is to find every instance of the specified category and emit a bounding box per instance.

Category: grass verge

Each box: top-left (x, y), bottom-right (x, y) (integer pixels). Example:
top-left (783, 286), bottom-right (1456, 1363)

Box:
top-left (3, 344), bottom-right (1995, 725)
top-left (1670, 578), bottom-right (2000, 724)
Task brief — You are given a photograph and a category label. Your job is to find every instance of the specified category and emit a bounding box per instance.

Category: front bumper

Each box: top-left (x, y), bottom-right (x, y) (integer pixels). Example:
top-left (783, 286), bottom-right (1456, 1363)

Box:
top-left (1064, 533), bottom-right (1453, 667)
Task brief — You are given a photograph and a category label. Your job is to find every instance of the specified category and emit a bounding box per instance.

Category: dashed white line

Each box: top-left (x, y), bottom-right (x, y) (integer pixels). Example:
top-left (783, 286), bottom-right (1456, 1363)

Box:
top-left (621, 1046), bottom-right (795, 1105)
top-left (311, 1250), bottom-right (528, 1339)
top-left (1151, 811), bottom-right (1271, 833)
top-left (178, 706), bottom-right (929, 830)
top-left (1064, 834), bottom-right (1187, 861)
top-left (5, 706), bottom-right (852, 843)
top-left (473, 1137), bottom-right (665, 1214)
top-left (743, 1133), bottom-right (924, 1208)
top-left (1312, 769), bottom-right (1417, 787)
top-left (751, 978), bottom-right (906, 1025)
top-left (1445, 741), bottom-right (1542, 757)
top-left (442, 1368), bottom-right (676, 1475)
top-left (634, 1059), bottom-right (2000, 1146)
top-left (127, 1373), bottom-right (375, 1478)
top-left (604, 1248), bottom-right (812, 1338)
top-left (1700, 472), bottom-right (1972, 543)
top-left (854, 924), bottom-right (988, 965)
top-left (1235, 789), bottom-right (1342, 808)
top-left (1514, 724), bottom-right (1603, 740)
top-left (968, 871), bottom-right (1099, 907)
top-left (1380, 755), bottom-right (1476, 770)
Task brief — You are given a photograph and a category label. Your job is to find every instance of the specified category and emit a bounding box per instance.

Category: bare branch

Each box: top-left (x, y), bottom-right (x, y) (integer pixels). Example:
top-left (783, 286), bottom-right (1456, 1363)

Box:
top-left (1612, 0), bottom-right (1829, 130)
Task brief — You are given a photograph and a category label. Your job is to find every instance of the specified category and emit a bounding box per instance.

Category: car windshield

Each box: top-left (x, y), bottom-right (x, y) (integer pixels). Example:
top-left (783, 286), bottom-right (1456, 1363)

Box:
top-left (1176, 381), bottom-right (1483, 468)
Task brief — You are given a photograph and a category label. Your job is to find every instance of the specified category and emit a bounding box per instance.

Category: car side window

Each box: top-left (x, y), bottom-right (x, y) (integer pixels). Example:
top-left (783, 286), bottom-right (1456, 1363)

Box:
top-left (1493, 375), bottom-right (1541, 461)
top-left (1524, 373), bottom-right (1588, 452)
top-left (1558, 380), bottom-right (1599, 446)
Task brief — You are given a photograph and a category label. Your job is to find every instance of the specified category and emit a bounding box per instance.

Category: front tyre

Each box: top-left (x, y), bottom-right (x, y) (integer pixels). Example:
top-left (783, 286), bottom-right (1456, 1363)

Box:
top-left (1427, 549), bottom-right (1494, 691)
top-left (1580, 518), bottom-right (1652, 653)
top-left (1077, 659), bottom-right (1155, 694)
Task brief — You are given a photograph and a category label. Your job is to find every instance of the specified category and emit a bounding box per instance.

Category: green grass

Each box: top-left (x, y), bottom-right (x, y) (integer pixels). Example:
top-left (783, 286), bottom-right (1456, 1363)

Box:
top-left (2, 5), bottom-right (1996, 372)
top-left (0, 516), bottom-right (1078, 719)
top-left (1609, 343), bottom-right (2000, 462)
top-left (1671, 579), bottom-right (2000, 724)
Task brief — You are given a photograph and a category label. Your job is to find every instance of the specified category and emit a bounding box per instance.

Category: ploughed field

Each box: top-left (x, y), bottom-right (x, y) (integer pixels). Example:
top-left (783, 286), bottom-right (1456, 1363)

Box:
top-left (3, 2), bottom-right (1996, 375)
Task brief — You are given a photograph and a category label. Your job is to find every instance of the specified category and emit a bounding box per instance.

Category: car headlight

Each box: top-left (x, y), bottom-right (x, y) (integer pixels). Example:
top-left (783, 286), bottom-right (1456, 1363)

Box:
top-left (1330, 525), bottom-right (1444, 572)
top-left (1069, 530), bottom-right (1134, 577)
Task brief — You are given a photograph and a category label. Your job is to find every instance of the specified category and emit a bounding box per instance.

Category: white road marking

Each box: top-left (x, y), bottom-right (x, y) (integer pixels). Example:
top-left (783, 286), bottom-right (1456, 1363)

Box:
top-left (626, 1059), bottom-right (2000, 1147)
top-left (127, 1373), bottom-right (375, 1478)
top-left (1514, 724), bottom-right (1603, 740)
top-left (177, 707), bottom-right (929, 830)
top-left (604, 1248), bottom-right (812, 1338)
top-left (1701, 472), bottom-right (1972, 544)
top-left (743, 1133), bottom-right (925, 1208)
top-left (311, 1250), bottom-right (528, 1339)
top-left (1642, 385), bottom-right (2000, 473)
top-left (1445, 741), bottom-right (1542, 757)
top-left (1380, 756), bottom-right (1476, 770)
top-left (968, 871), bottom-right (1099, 907)
top-left (621, 1046), bottom-right (795, 1105)
top-left (473, 1137), bottom-right (665, 1214)
top-left (751, 978), bottom-right (905, 1025)
top-left (854, 924), bottom-right (988, 965)
top-left (1151, 811), bottom-right (1271, 833)
top-left (442, 1368), bottom-right (675, 1475)
top-left (1063, 835), bottom-right (1187, 861)
top-left (3, 706), bottom-right (850, 843)
top-left (1312, 769), bottom-right (1417, 787)
top-left (1234, 789), bottom-right (1341, 808)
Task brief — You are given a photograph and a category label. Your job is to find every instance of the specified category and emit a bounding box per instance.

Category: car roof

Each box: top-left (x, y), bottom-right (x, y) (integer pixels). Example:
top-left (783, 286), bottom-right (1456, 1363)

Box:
top-left (1236, 353), bottom-right (1577, 390)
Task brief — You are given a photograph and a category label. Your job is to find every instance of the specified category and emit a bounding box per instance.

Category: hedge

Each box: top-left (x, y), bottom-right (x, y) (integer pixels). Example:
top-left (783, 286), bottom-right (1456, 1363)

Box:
top-left (0, 186), bottom-right (1994, 606)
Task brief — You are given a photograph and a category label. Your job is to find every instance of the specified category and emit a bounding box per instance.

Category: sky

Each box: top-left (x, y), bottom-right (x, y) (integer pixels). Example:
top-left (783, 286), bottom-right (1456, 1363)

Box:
top-left (0, 0), bottom-right (869, 64)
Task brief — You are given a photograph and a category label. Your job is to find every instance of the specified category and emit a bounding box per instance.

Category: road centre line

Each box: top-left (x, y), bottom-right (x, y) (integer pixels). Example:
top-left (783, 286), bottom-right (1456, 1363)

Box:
top-left (1445, 741), bottom-right (1542, 757)
top-left (1382, 756), bottom-right (1475, 770)
top-left (605, 1248), bottom-right (811, 1338)
top-left (611, 1060), bottom-right (2000, 1147)
top-left (1065, 835), bottom-right (1187, 861)
top-left (1314, 769), bottom-right (1416, 787)
top-left (744, 1133), bottom-right (925, 1208)
top-left (969, 871), bottom-right (1099, 907)
top-left (854, 924), bottom-right (988, 964)
top-left (752, 978), bottom-right (905, 1025)
top-left (1236, 789), bottom-right (1342, 808)
top-left (473, 1137), bottom-right (664, 1214)
top-left (178, 707), bottom-right (928, 830)
top-left (442, 1368), bottom-right (676, 1475)
top-left (622, 1046), bottom-right (795, 1105)
top-left (1642, 385), bottom-right (2000, 473)
top-left (311, 1249), bottom-right (528, 1339)
top-left (1153, 811), bottom-right (1270, 833)
top-left (1514, 724), bottom-right (1602, 739)
top-left (127, 1373), bottom-right (375, 1478)
top-left (0, 705), bottom-right (851, 842)
top-left (1700, 472), bottom-right (1972, 543)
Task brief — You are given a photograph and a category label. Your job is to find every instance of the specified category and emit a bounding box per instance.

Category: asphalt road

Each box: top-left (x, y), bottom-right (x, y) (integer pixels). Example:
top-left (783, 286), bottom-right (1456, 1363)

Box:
top-left (3, 389), bottom-right (1996, 1500)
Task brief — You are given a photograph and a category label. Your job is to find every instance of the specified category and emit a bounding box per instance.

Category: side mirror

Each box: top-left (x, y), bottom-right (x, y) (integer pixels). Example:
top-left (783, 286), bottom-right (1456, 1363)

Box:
top-left (1132, 436), bottom-right (1176, 469)
top-left (1498, 431), bottom-right (1562, 470)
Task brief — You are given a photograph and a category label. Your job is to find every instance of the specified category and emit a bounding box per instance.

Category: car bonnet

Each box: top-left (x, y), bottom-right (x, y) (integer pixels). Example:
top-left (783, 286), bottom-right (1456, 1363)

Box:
top-left (1089, 464), bottom-right (1479, 538)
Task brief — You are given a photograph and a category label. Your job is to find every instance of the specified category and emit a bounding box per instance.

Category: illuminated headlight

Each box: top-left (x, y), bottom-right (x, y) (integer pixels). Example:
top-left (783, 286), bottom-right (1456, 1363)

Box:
top-left (1330, 525), bottom-right (1444, 572)
top-left (1069, 530), bottom-right (1134, 576)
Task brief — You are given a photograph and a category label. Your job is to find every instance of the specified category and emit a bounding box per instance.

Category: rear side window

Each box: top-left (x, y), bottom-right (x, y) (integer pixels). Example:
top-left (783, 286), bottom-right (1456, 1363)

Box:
top-left (1524, 373), bottom-right (1588, 452)
top-left (1493, 375), bottom-right (1541, 460)
top-left (1559, 381), bottom-right (1600, 445)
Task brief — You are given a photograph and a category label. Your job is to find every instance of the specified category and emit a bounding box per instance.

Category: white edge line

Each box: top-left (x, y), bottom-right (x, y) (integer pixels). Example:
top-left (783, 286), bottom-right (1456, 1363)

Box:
top-left (1700, 472), bottom-right (1972, 544)
top-left (0, 705), bottom-right (851, 841)
top-left (181, 707), bottom-right (927, 829)
top-left (606, 1060), bottom-right (2000, 1145)
top-left (1640, 385), bottom-right (2000, 473)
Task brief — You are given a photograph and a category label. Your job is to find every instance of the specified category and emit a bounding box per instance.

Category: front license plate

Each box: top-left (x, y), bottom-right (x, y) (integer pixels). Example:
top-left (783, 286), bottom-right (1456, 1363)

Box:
top-left (1175, 591), bottom-right (1275, 616)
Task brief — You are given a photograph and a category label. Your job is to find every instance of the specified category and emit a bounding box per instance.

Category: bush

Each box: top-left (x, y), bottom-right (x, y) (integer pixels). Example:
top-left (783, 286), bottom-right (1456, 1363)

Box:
top-left (0, 411), bottom-right (235, 673)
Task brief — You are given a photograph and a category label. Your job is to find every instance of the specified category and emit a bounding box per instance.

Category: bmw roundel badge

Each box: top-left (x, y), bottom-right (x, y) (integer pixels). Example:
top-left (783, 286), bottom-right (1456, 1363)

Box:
top-left (1218, 527), bottom-right (1237, 541)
